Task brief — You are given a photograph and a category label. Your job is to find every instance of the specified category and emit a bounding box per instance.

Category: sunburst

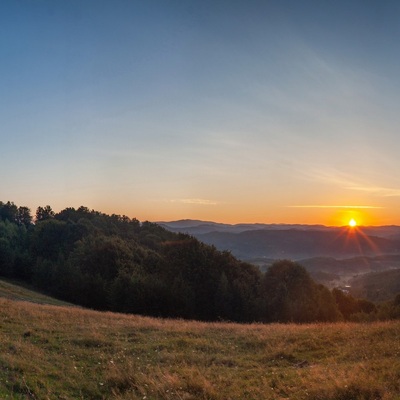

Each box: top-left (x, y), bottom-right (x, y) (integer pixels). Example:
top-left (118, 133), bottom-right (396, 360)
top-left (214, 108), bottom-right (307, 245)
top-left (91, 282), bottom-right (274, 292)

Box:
top-left (349, 218), bottom-right (357, 227)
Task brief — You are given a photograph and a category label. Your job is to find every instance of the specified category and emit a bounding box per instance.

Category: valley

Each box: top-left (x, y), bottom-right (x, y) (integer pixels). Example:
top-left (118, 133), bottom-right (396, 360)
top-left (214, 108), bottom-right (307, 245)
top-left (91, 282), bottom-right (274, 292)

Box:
top-left (161, 220), bottom-right (400, 299)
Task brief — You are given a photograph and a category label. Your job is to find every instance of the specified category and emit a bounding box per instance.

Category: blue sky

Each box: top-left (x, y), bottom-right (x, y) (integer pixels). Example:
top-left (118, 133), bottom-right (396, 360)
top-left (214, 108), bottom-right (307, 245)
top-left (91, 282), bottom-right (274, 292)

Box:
top-left (2, 1), bottom-right (400, 225)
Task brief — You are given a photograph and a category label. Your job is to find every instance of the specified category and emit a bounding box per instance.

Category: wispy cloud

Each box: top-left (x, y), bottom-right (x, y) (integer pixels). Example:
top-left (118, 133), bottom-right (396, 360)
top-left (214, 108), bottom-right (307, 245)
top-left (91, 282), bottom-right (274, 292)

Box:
top-left (344, 185), bottom-right (400, 197)
top-left (287, 205), bottom-right (383, 209)
top-left (168, 199), bottom-right (220, 206)
top-left (305, 168), bottom-right (400, 197)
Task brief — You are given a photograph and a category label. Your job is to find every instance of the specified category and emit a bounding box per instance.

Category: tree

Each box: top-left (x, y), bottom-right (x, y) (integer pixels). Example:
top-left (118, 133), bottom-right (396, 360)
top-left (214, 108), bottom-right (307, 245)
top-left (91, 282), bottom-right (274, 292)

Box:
top-left (0, 237), bottom-right (14, 277)
top-left (0, 201), bottom-right (18, 223)
top-left (263, 260), bottom-right (322, 322)
top-left (71, 235), bottom-right (136, 281)
top-left (16, 206), bottom-right (32, 227)
top-left (316, 284), bottom-right (342, 322)
top-left (332, 288), bottom-right (360, 320)
top-left (215, 272), bottom-right (233, 319)
top-left (31, 219), bottom-right (68, 260)
top-left (35, 205), bottom-right (55, 222)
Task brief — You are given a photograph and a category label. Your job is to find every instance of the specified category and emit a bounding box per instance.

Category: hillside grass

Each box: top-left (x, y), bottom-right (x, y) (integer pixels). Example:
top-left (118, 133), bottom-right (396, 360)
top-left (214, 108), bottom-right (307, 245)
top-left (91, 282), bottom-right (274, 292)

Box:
top-left (0, 279), bottom-right (73, 307)
top-left (1, 294), bottom-right (400, 400)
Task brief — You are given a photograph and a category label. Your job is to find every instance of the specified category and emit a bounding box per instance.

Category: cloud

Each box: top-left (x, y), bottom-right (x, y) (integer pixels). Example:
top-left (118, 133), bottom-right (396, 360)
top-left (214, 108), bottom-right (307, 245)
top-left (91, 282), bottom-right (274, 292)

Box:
top-left (287, 205), bottom-right (383, 209)
top-left (344, 185), bottom-right (400, 197)
top-left (305, 168), bottom-right (400, 197)
top-left (169, 199), bottom-right (220, 206)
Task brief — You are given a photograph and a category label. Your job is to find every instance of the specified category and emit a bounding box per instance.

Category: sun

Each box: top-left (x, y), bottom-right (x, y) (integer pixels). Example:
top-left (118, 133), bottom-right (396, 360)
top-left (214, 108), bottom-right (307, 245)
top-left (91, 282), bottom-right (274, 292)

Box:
top-left (349, 218), bottom-right (357, 227)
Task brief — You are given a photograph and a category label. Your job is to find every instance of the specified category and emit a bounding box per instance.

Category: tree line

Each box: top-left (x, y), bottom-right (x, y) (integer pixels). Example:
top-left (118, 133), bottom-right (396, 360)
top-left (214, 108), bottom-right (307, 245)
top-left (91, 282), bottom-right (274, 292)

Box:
top-left (1, 200), bottom-right (399, 323)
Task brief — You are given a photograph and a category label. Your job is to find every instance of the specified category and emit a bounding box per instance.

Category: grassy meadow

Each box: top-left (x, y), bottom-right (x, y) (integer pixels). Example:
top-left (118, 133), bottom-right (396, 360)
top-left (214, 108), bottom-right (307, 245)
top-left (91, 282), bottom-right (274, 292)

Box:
top-left (1, 283), bottom-right (400, 400)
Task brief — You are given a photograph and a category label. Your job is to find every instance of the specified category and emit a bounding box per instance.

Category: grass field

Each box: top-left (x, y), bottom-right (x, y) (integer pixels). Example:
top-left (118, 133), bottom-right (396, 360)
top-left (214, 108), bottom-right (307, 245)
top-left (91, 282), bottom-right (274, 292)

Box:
top-left (1, 281), bottom-right (400, 399)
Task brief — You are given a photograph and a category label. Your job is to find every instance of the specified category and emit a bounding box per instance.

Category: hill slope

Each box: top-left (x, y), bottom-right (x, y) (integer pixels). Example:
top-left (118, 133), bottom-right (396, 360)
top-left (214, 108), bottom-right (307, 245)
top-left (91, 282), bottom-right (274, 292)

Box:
top-left (349, 269), bottom-right (400, 302)
top-left (0, 203), bottom-right (268, 322)
top-left (0, 278), bottom-right (73, 306)
top-left (1, 298), bottom-right (400, 399)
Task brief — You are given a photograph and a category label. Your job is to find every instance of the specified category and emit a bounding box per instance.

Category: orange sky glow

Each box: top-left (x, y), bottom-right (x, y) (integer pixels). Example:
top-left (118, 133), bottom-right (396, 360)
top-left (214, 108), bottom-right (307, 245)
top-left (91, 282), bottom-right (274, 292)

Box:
top-left (93, 198), bottom-right (392, 227)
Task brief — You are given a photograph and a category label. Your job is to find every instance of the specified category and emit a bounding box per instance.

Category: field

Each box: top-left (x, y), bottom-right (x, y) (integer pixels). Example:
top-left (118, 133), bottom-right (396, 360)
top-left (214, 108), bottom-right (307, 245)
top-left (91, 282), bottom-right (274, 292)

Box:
top-left (1, 282), bottom-right (400, 399)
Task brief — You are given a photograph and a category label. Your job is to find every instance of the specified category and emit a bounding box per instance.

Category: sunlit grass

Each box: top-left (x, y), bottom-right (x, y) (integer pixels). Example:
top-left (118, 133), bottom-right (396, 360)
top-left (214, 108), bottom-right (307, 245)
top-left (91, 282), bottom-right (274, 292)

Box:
top-left (1, 296), bottom-right (400, 399)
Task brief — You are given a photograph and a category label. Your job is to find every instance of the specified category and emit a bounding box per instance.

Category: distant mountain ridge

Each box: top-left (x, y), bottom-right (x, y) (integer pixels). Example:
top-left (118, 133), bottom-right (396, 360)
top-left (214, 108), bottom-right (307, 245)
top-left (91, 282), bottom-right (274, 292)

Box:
top-left (195, 229), bottom-right (400, 260)
top-left (160, 220), bottom-right (400, 284)
top-left (158, 219), bottom-right (332, 235)
top-left (162, 218), bottom-right (400, 299)
top-left (159, 219), bottom-right (400, 238)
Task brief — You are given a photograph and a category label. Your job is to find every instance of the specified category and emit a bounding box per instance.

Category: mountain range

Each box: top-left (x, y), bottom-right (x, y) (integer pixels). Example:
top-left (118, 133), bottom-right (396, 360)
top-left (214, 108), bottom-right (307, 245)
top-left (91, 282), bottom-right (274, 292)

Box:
top-left (159, 220), bottom-right (400, 290)
top-left (159, 220), bottom-right (400, 260)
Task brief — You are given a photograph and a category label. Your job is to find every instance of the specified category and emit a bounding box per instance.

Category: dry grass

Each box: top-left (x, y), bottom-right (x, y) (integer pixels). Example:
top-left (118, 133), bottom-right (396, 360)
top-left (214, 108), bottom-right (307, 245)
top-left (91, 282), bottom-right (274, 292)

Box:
top-left (1, 296), bottom-right (400, 399)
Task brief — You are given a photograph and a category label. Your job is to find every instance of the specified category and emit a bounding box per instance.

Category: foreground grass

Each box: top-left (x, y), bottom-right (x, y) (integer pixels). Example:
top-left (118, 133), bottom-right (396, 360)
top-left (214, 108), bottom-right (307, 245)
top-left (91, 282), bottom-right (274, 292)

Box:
top-left (1, 298), bottom-right (400, 400)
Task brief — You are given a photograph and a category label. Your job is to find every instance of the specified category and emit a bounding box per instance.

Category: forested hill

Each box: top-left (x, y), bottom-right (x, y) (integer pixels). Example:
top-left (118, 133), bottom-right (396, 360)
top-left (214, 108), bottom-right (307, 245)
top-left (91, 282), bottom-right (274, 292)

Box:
top-left (1, 200), bottom-right (399, 323)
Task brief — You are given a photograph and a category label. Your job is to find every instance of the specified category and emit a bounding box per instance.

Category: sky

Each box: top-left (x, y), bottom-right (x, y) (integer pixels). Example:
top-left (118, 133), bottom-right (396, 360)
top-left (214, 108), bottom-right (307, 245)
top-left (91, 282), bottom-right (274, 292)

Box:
top-left (2, 0), bottom-right (400, 226)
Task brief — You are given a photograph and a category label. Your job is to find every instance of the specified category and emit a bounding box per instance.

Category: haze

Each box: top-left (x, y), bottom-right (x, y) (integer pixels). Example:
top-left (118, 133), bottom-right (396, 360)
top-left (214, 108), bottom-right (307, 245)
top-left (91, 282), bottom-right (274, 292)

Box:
top-left (2, 1), bottom-right (400, 226)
